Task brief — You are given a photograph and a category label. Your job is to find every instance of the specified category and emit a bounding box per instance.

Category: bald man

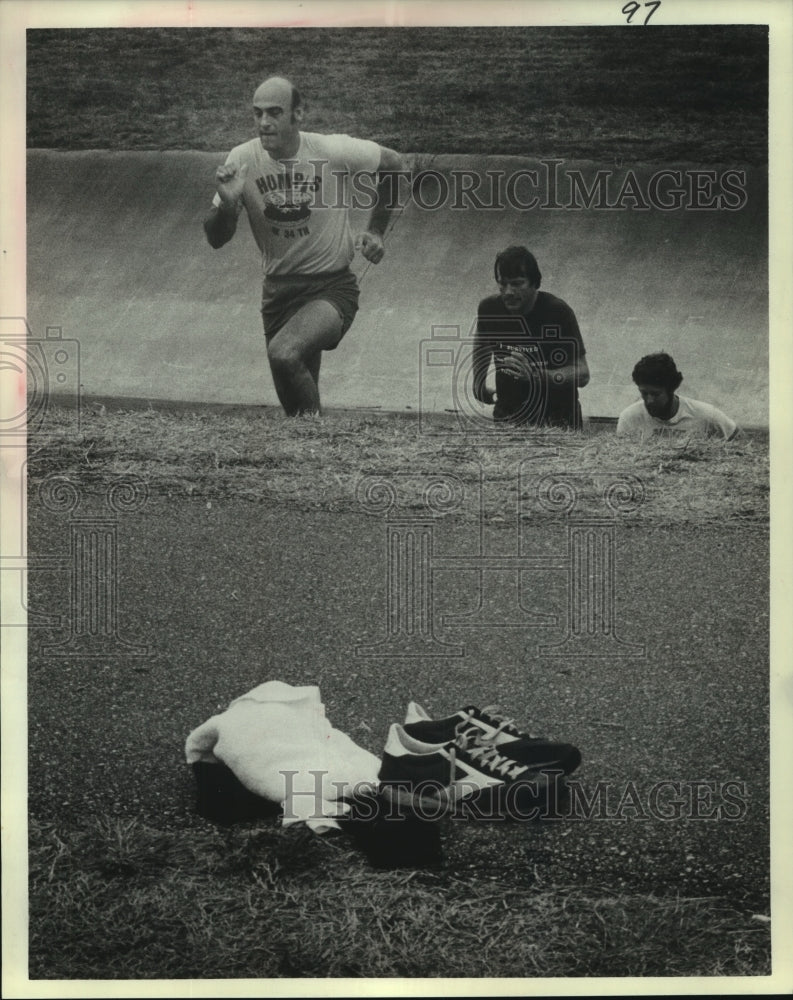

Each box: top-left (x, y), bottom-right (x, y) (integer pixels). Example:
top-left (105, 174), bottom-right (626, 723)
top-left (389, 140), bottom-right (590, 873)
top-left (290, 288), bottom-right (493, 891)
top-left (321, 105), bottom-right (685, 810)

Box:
top-left (204, 77), bottom-right (405, 415)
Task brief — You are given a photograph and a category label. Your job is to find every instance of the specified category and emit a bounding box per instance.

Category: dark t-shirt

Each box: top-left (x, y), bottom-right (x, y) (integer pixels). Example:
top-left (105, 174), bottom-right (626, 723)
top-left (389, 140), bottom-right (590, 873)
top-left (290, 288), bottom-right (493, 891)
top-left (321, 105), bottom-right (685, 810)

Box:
top-left (476, 291), bottom-right (587, 428)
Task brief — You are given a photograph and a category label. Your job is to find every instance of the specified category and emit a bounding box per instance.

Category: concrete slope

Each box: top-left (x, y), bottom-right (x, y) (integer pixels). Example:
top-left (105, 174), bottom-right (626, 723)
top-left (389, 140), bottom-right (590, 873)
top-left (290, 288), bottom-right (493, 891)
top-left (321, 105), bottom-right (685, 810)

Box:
top-left (26, 150), bottom-right (768, 425)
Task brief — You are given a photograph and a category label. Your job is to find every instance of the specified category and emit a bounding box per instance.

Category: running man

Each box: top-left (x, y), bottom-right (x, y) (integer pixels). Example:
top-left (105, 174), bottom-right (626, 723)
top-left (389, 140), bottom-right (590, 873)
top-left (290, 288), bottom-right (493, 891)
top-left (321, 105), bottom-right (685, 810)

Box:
top-left (204, 76), bottom-right (405, 415)
top-left (473, 246), bottom-right (590, 429)
top-left (617, 352), bottom-right (738, 439)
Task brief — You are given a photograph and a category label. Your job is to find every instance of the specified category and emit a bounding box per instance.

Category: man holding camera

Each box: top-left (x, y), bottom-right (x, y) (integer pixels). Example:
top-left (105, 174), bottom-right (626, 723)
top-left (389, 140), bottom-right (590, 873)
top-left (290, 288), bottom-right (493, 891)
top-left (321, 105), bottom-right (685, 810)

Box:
top-left (472, 246), bottom-right (590, 429)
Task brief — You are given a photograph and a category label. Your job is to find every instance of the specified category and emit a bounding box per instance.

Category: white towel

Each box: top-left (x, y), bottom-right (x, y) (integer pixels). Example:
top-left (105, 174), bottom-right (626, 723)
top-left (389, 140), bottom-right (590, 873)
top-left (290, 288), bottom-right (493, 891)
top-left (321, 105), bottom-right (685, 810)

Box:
top-left (185, 681), bottom-right (380, 833)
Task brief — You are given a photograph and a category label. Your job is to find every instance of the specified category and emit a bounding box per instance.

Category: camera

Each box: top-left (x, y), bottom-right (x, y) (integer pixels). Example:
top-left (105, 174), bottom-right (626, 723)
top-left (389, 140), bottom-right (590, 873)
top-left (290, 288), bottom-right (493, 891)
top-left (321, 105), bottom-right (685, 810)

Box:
top-left (418, 321), bottom-right (580, 435)
top-left (0, 317), bottom-right (81, 439)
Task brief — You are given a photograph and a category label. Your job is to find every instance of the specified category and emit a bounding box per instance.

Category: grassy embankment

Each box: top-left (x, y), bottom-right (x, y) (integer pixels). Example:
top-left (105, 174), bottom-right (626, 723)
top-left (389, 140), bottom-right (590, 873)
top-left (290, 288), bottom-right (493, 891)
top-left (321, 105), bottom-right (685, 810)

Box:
top-left (27, 26), bottom-right (766, 163)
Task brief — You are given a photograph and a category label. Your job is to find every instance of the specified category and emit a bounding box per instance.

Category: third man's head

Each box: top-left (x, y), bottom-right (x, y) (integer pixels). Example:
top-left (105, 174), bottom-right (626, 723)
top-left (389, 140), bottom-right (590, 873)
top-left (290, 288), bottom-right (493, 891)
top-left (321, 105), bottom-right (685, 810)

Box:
top-left (631, 352), bottom-right (683, 420)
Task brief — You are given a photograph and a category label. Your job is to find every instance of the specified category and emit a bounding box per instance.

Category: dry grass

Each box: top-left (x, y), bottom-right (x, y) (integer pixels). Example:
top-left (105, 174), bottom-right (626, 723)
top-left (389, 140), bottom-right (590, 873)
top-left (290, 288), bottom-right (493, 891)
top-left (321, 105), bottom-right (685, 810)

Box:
top-left (29, 816), bottom-right (771, 979)
top-left (28, 404), bottom-right (769, 527)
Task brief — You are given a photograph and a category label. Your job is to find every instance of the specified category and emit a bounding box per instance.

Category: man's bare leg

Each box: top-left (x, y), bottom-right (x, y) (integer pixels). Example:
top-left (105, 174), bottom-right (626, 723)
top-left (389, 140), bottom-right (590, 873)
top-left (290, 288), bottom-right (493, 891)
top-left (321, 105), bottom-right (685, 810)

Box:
top-left (307, 350), bottom-right (322, 389)
top-left (267, 300), bottom-right (342, 415)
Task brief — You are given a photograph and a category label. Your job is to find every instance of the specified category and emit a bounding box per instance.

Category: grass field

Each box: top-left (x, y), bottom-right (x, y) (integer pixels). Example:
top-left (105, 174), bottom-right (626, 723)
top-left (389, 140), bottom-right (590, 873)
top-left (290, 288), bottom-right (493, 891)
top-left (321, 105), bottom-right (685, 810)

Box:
top-left (29, 814), bottom-right (771, 979)
top-left (26, 26), bottom-right (768, 162)
top-left (29, 405), bottom-right (768, 525)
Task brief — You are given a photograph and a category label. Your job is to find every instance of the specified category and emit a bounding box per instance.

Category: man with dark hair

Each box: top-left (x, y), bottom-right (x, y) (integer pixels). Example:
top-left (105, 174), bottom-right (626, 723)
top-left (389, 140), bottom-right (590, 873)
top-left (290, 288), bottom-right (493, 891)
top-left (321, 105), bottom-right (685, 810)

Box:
top-left (204, 76), bottom-right (404, 416)
top-left (472, 246), bottom-right (590, 429)
top-left (617, 352), bottom-right (738, 439)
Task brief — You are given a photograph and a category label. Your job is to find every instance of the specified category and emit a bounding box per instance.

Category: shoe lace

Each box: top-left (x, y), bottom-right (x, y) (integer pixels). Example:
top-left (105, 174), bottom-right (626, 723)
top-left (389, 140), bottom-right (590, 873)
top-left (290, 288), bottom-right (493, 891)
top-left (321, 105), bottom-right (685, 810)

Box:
top-left (460, 705), bottom-right (525, 741)
top-left (454, 724), bottom-right (527, 779)
top-left (480, 705), bottom-right (522, 738)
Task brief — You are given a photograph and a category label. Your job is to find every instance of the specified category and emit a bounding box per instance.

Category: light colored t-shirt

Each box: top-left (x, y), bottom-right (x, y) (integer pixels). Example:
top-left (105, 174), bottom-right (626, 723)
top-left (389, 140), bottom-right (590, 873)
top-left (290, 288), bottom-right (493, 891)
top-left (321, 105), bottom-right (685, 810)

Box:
top-left (616, 394), bottom-right (738, 440)
top-left (212, 131), bottom-right (381, 276)
top-left (185, 681), bottom-right (380, 832)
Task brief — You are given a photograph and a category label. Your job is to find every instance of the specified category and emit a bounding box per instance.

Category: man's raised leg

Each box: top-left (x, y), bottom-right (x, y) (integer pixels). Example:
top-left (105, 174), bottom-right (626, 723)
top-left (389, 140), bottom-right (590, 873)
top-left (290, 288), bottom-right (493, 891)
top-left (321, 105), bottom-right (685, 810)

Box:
top-left (267, 300), bottom-right (342, 415)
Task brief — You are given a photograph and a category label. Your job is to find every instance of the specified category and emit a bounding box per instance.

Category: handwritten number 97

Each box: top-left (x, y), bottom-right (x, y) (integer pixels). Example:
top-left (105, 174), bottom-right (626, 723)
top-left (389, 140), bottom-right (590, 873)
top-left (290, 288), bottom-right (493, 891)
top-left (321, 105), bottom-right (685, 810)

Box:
top-left (622, 1), bottom-right (661, 24)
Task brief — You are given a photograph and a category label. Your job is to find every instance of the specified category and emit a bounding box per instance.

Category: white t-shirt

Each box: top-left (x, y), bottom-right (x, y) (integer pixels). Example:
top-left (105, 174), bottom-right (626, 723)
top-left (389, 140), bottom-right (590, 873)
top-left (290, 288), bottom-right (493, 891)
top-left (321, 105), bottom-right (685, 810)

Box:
top-left (212, 131), bottom-right (381, 276)
top-left (185, 681), bottom-right (380, 832)
top-left (616, 394), bottom-right (738, 440)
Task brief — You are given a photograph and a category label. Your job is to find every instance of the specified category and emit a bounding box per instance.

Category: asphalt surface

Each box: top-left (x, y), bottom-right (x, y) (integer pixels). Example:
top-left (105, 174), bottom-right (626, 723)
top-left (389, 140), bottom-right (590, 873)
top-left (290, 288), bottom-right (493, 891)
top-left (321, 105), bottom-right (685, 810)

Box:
top-left (25, 494), bottom-right (770, 913)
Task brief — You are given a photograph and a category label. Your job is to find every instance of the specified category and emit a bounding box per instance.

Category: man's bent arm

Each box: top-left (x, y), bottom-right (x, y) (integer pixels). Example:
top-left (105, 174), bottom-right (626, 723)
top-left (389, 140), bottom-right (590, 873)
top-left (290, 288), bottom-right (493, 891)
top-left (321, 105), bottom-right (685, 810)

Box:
top-left (365, 146), bottom-right (405, 237)
top-left (203, 203), bottom-right (239, 249)
top-left (551, 355), bottom-right (590, 389)
top-left (505, 353), bottom-right (590, 389)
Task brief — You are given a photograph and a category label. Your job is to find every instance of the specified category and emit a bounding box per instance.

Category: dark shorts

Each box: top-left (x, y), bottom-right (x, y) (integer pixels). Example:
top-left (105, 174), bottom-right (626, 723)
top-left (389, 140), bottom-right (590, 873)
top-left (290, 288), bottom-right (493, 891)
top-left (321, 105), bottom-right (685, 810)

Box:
top-left (260, 268), bottom-right (360, 348)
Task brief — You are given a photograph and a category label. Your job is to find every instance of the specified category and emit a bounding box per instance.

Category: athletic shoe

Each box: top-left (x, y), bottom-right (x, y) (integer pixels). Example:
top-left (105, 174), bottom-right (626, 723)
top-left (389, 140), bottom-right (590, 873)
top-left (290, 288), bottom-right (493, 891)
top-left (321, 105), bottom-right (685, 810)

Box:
top-left (404, 701), bottom-right (581, 775)
top-left (378, 722), bottom-right (552, 820)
